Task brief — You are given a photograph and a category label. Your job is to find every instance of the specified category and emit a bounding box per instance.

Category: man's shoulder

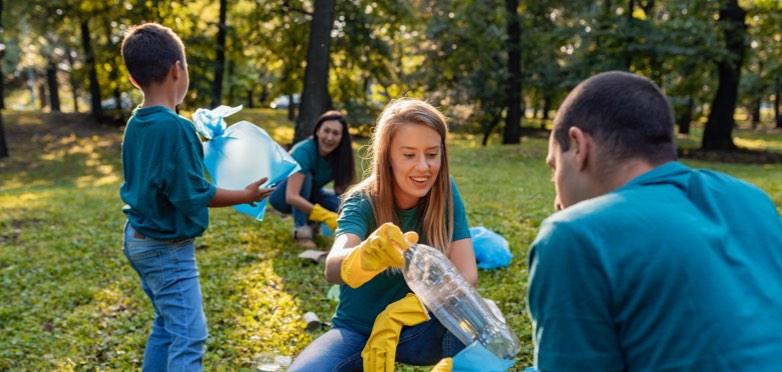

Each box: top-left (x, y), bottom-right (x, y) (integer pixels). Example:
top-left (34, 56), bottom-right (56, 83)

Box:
top-left (692, 167), bottom-right (768, 197)
top-left (533, 194), bottom-right (630, 255)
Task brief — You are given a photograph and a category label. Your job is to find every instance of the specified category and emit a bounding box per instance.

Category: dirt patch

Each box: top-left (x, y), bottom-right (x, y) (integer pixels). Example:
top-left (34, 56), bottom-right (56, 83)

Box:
top-left (0, 219), bottom-right (45, 245)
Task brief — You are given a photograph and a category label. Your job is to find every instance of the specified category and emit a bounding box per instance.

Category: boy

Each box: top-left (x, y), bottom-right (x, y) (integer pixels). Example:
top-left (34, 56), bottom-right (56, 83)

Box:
top-left (119, 23), bottom-right (272, 371)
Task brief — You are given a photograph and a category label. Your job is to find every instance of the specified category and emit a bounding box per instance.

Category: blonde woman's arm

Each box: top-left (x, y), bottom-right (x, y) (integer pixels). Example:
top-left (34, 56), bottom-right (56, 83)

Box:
top-left (448, 238), bottom-right (478, 286)
top-left (324, 233), bottom-right (362, 284)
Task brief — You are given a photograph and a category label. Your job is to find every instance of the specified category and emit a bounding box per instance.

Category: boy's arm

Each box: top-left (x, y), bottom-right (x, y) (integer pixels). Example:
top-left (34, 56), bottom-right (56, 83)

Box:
top-left (208, 177), bottom-right (274, 207)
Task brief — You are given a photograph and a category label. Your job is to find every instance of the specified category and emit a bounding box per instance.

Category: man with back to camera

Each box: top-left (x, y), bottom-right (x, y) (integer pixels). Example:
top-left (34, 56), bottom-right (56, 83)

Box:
top-left (527, 71), bottom-right (782, 371)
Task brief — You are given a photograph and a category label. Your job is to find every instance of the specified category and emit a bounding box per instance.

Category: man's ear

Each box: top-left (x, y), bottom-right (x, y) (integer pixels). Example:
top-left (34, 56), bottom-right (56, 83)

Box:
top-left (129, 75), bottom-right (141, 89)
top-left (568, 126), bottom-right (591, 171)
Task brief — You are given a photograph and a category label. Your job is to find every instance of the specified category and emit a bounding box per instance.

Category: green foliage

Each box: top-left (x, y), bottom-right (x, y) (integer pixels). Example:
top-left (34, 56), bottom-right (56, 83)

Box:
top-left (2, 111), bottom-right (782, 370)
top-left (5, 0), bottom-right (782, 144)
top-left (420, 0), bottom-right (508, 137)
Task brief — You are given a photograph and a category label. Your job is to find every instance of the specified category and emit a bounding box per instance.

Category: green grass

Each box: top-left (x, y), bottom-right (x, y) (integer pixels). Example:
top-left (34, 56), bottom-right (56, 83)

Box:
top-left (1, 110), bottom-right (780, 371)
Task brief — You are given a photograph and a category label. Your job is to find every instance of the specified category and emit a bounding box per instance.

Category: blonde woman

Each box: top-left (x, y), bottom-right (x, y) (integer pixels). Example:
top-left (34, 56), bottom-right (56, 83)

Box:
top-left (289, 99), bottom-right (477, 371)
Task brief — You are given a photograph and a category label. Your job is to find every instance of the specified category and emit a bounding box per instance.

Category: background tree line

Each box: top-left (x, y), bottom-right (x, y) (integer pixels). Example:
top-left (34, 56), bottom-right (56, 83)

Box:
top-left (1, 0), bottom-right (781, 157)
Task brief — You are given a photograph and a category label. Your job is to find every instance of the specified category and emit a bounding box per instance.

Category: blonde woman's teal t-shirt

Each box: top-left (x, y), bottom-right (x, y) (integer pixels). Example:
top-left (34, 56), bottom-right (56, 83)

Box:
top-left (332, 177), bottom-right (470, 335)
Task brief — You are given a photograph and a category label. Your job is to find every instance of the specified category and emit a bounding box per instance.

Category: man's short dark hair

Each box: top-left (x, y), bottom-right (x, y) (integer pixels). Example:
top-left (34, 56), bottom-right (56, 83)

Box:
top-left (554, 71), bottom-right (676, 165)
top-left (121, 23), bottom-right (185, 88)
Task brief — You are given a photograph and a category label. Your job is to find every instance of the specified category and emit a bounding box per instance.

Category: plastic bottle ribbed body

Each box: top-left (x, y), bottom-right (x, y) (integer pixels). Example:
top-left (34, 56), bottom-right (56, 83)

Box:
top-left (402, 244), bottom-right (520, 360)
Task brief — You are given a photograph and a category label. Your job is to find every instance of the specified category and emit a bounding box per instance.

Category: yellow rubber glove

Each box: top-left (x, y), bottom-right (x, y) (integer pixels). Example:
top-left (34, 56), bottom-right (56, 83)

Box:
top-left (362, 293), bottom-right (430, 372)
top-left (309, 203), bottom-right (339, 231)
top-left (340, 223), bottom-right (418, 288)
top-left (431, 358), bottom-right (453, 372)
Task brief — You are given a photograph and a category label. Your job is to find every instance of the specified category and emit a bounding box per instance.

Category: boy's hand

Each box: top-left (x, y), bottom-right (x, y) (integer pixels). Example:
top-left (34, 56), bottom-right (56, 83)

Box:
top-left (244, 177), bottom-right (274, 206)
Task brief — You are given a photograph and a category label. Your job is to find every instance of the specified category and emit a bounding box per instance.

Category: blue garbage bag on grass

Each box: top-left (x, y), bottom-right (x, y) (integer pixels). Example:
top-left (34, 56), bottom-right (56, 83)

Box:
top-left (193, 105), bottom-right (300, 221)
top-left (469, 226), bottom-right (512, 269)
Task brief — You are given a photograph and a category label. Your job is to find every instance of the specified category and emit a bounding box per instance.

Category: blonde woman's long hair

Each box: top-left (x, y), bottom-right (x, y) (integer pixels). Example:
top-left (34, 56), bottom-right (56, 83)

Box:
top-left (345, 98), bottom-right (454, 254)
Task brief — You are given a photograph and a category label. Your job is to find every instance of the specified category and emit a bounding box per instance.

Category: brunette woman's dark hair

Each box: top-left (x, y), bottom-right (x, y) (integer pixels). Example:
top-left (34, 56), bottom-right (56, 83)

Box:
top-left (313, 110), bottom-right (355, 194)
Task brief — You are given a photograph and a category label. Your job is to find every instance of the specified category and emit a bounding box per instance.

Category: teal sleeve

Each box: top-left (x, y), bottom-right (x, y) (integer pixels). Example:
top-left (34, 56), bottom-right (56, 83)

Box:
top-left (527, 220), bottom-right (625, 372)
top-left (290, 140), bottom-right (315, 175)
top-left (163, 128), bottom-right (217, 215)
top-left (451, 179), bottom-right (470, 241)
top-left (335, 193), bottom-right (375, 240)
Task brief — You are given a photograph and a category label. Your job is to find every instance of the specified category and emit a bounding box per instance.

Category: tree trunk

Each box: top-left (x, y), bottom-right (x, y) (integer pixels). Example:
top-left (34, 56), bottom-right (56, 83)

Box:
top-left (287, 93), bottom-right (296, 121)
top-left (625, 0), bottom-right (635, 69)
top-left (46, 62), bottom-right (61, 112)
top-left (81, 20), bottom-right (103, 121)
top-left (38, 82), bottom-right (48, 110)
top-left (294, 0), bottom-right (336, 143)
top-left (0, 54), bottom-right (3, 110)
top-left (246, 89), bottom-right (254, 108)
top-left (482, 112), bottom-right (502, 147)
top-left (751, 99), bottom-right (761, 129)
top-left (0, 0), bottom-right (7, 158)
top-left (542, 94), bottom-right (551, 121)
top-left (678, 95), bottom-right (693, 134)
top-left (104, 20), bottom-right (122, 110)
top-left (503, 0), bottom-right (522, 144)
top-left (260, 84), bottom-right (268, 104)
top-left (775, 76), bottom-right (781, 128)
top-left (66, 47), bottom-right (80, 112)
top-left (641, 0), bottom-right (655, 14)
top-left (702, 0), bottom-right (746, 150)
top-left (210, 0), bottom-right (227, 108)
top-left (0, 0), bottom-right (3, 110)
top-left (0, 111), bottom-right (7, 158)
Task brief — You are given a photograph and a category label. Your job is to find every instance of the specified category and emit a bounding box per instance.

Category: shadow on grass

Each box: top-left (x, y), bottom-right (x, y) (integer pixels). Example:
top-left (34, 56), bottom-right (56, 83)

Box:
top-left (678, 147), bottom-right (782, 164)
top-left (0, 112), bottom-right (123, 191)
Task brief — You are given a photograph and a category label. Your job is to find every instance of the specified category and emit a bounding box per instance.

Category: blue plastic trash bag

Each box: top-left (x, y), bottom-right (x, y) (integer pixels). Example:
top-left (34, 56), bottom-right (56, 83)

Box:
top-left (320, 223), bottom-right (333, 237)
top-left (469, 226), bottom-right (512, 269)
top-left (193, 105), bottom-right (301, 221)
top-left (452, 341), bottom-right (515, 372)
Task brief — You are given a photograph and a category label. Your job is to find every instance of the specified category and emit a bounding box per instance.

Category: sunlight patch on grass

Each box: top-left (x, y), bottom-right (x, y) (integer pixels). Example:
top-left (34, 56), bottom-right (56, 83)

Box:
top-left (75, 169), bottom-right (120, 188)
top-left (228, 260), bottom-right (310, 361)
top-left (269, 126), bottom-right (295, 144)
top-left (734, 136), bottom-right (782, 152)
top-left (0, 191), bottom-right (50, 209)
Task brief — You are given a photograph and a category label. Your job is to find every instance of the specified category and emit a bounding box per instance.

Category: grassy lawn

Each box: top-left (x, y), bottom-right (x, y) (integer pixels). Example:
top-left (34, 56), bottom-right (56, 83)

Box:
top-left (1, 109), bottom-right (780, 370)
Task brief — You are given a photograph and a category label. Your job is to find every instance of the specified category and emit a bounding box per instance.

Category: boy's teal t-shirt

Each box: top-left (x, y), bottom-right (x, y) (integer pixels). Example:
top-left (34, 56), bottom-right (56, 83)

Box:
top-left (290, 138), bottom-right (333, 189)
top-left (120, 105), bottom-right (216, 240)
top-left (528, 161), bottom-right (782, 371)
top-left (332, 177), bottom-right (471, 336)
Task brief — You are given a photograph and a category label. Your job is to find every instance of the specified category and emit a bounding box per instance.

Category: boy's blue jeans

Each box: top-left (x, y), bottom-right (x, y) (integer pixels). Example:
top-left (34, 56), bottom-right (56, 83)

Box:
top-left (269, 173), bottom-right (340, 228)
top-left (123, 223), bottom-right (207, 372)
top-left (288, 318), bottom-right (465, 372)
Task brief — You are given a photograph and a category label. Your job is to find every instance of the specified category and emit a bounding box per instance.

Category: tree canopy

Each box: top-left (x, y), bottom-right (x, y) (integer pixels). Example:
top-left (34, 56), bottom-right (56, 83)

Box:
top-left (2, 0), bottom-right (781, 150)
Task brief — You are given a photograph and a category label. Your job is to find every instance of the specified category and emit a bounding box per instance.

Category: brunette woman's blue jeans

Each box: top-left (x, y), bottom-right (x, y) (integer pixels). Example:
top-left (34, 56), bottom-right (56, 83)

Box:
top-left (123, 223), bottom-right (207, 372)
top-left (288, 318), bottom-right (466, 372)
top-left (269, 173), bottom-right (340, 228)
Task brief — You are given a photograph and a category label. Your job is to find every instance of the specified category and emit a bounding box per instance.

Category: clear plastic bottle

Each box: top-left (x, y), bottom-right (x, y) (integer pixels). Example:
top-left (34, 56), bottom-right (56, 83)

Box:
top-left (402, 244), bottom-right (520, 360)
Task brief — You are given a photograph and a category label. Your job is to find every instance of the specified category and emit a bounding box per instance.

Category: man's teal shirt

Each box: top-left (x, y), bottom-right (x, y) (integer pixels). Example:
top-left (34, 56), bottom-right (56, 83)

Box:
top-left (333, 178), bottom-right (471, 336)
top-left (120, 106), bottom-right (216, 240)
top-left (528, 161), bottom-right (782, 371)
